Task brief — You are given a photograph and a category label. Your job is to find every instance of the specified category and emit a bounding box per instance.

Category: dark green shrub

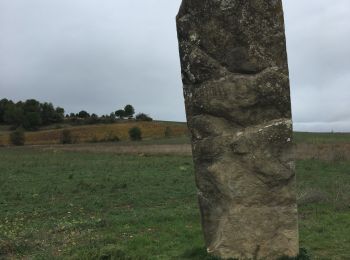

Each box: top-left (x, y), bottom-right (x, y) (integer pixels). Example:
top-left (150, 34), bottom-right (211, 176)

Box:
top-left (9, 128), bottom-right (25, 146)
top-left (164, 126), bottom-right (173, 138)
top-left (135, 113), bottom-right (152, 121)
top-left (61, 129), bottom-right (73, 144)
top-left (128, 127), bottom-right (142, 141)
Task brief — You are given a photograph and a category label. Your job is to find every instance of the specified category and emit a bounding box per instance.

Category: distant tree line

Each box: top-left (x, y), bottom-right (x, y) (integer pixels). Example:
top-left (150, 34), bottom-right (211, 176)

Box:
top-left (0, 99), bottom-right (153, 130)
top-left (0, 98), bottom-right (64, 130)
top-left (67, 104), bottom-right (152, 125)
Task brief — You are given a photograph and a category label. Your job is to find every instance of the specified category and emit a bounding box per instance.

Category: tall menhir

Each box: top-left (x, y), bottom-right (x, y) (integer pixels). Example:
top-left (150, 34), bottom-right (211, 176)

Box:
top-left (176, 1), bottom-right (299, 259)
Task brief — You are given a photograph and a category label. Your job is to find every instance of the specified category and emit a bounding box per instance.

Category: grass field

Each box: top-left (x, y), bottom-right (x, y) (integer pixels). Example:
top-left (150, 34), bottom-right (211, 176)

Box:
top-left (0, 147), bottom-right (349, 259)
top-left (294, 132), bottom-right (350, 144)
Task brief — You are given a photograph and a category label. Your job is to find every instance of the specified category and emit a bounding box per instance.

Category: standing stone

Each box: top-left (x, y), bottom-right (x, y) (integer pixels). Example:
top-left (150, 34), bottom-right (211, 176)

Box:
top-left (176, 1), bottom-right (298, 259)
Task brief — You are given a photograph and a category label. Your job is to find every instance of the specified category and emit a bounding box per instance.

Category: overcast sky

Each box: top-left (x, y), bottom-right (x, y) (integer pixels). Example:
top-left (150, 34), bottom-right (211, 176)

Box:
top-left (0, 0), bottom-right (349, 132)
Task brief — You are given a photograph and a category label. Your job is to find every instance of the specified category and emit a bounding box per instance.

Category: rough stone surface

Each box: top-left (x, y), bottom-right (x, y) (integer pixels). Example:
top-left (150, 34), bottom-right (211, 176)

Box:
top-left (176, 1), bottom-right (299, 259)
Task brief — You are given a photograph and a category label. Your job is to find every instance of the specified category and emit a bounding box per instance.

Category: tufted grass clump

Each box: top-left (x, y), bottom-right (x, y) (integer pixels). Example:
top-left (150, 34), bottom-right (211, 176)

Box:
top-left (9, 128), bottom-right (25, 146)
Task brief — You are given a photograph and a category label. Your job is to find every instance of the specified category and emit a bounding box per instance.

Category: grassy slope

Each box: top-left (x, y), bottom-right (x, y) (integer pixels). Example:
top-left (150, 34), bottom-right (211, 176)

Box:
top-left (0, 121), bottom-right (189, 146)
top-left (294, 132), bottom-right (350, 144)
top-left (1, 120), bottom-right (350, 146)
top-left (0, 148), bottom-right (349, 259)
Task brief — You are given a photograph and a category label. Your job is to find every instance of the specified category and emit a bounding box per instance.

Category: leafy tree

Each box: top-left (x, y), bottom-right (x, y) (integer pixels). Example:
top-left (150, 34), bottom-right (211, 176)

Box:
top-left (40, 102), bottom-right (55, 125)
top-left (135, 113), bottom-right (152, 121)
top-left (128, 127), bottom-right (142, 141)
top-left (0, 99), bottom-right (13, 123)
top-left (0, 98), bottom-right (65, 129)
top-left (23, 99), bottom-right (41, 114)
top-left (23, 112), bottom-right (42, 130)
top-left (124, 105), bottom-right (135, 118)
top-left (3, 105), bottom-right (23, 126)
top-left (78, 110), bottom-right (90, 118)
top-left (20, 99), bottom-right (43, 130)
top-left (39, 103), bottom-right (64, 125)
top-left (53, 107), bottom-right (65, 122)
top-left (10, 128), bottom-right (25, 146)
top-left (115, 109), bottom-right (125, 119)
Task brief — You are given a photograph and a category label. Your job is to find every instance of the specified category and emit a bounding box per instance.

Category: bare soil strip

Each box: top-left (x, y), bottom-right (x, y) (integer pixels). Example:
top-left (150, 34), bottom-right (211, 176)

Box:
top-left (7, 142), bottom-right (348, 161)
top-left (38, 143), bottom-right (193, 156)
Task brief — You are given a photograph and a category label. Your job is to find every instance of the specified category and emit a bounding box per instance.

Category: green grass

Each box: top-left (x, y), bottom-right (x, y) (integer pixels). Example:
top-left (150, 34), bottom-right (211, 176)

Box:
top-left (0, 149), bottom-right (201, 259)
top-left (294, 132), bottom-right (350, 144)
top-left (0, 148), bottom-right (349, 259)
top-left (297, 160), bottom-right (350, 259)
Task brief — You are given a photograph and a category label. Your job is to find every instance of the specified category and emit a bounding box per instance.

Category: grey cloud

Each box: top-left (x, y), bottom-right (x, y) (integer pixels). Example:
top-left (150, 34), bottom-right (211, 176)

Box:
top-left (284, 0), bottom-right (350, 131)
top-left (0, 0), bottom-right (185, 120)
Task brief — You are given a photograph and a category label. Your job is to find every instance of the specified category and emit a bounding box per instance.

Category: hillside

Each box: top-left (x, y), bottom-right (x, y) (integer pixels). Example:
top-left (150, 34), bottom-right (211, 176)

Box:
top-left (0, 121), bottom-right (189, 146)
top-left (1, 121), bottom-right (350, 146)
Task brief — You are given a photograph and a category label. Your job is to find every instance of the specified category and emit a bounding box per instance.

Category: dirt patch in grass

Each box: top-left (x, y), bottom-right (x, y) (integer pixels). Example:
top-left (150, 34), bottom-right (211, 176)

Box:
top-left (35, 143), bottom-right (193, 156)
top-left (295, 143), bottom-right (350, 161)
top-left (13, 142), bottom-right (350, 162)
